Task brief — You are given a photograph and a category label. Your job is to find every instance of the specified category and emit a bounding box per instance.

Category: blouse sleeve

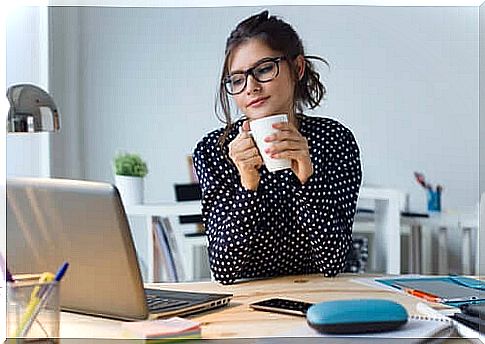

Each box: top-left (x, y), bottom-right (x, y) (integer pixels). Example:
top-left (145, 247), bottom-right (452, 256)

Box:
top-left (193, 136), bottom-right (261, 285)
top-left (293, 125), bottom-right (362, 276)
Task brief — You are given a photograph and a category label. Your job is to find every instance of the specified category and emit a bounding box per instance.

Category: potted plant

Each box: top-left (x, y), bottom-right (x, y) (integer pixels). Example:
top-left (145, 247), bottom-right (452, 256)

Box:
top-left (113, 152), bottom-right (148, 205)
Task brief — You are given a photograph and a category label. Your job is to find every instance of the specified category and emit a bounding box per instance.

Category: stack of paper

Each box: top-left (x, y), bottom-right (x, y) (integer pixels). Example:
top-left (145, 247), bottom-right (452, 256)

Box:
top-left (122, 317), bottom-right (201, 342)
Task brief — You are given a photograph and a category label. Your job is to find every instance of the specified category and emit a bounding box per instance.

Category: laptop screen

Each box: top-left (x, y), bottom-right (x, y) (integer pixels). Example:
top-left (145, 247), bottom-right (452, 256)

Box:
top-left (7, 177), bottom-right (150, 319)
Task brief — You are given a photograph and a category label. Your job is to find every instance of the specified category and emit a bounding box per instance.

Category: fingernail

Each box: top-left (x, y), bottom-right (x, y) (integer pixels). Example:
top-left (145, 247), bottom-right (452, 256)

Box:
top-left (264, 148), bottom-right (270, 154)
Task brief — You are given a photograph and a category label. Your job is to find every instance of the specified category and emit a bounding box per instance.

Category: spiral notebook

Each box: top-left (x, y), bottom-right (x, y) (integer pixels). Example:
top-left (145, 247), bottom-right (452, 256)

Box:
top-left (281, 315), bottom-right (455, 342)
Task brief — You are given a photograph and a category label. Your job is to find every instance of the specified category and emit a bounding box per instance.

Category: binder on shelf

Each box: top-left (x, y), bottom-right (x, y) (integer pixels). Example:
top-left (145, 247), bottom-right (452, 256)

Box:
top-left (159, 217), bottom-right (186, 281)
top-left (152, 219), bottom-right (178, 282)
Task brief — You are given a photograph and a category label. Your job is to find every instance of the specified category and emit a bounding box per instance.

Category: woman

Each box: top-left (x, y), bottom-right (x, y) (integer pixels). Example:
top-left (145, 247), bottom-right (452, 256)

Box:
top-left (193, 11), bottom-right (362, 285)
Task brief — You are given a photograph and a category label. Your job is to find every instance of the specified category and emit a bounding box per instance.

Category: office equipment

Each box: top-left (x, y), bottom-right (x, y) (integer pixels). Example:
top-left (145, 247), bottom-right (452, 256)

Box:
top-left (306, 299), bottom-right (408, 334)
top-left (250, 298), bottom-right (313, 316)
top-left (7, 177), bottom-right (232, 320)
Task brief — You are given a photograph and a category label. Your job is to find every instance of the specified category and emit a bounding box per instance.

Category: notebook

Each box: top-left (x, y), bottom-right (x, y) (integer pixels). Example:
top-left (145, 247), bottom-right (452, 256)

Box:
top-left (375, 276), bottom-right (485, 305)
top-left (280, 315), bottom-right (455, 343)
top-left (7, 177), bottom-right (232, 320)
top-left (393, 280), bottom-right (484, 302)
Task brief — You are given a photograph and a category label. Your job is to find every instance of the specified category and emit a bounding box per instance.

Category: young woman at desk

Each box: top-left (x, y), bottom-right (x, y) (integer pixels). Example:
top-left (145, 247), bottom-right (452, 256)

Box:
top-left (193, 11), bottom-right (362, 285)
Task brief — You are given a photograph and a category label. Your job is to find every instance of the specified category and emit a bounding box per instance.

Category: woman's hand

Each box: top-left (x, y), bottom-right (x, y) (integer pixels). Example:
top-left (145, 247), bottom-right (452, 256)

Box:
top-left (228, 120), bottom-right (264, 190)
top-left (264, 121), bottom-right (313, 184)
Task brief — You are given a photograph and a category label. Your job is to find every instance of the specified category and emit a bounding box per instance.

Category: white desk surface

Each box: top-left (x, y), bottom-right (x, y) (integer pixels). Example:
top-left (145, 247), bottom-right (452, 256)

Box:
top-left (125, 186), bottom-right (405, 216)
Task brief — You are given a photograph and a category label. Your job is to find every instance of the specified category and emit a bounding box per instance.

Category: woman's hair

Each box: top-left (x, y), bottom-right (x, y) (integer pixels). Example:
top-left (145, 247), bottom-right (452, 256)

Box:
top-left (216, 10), bottom-right (329, 146)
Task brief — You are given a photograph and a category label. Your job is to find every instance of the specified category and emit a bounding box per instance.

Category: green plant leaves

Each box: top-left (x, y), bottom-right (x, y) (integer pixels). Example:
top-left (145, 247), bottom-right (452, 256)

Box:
top-left (114, 153), bottom-right (148, 177)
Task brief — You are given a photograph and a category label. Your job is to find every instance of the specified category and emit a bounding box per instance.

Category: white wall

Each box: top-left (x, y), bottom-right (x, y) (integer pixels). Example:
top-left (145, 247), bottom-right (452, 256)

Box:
top-left (6, 6), bottom-right (51, 178)
top-left (49, 6), bottom-right (479, 214)
top-left (49, 8), bottom-right (84, 179)
top-left (479, 2), bottom-right (485, 275)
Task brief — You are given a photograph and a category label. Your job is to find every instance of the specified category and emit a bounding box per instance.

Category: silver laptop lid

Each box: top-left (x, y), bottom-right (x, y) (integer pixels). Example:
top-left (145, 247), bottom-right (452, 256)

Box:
top-left (7, 177), bottom-right (149, 320)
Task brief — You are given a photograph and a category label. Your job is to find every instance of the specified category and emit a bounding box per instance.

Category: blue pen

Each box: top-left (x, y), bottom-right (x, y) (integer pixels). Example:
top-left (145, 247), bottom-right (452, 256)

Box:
top-left (38, 262), bottom-right (69, 297)
top-left (19, 262), bottom-right (69, 337)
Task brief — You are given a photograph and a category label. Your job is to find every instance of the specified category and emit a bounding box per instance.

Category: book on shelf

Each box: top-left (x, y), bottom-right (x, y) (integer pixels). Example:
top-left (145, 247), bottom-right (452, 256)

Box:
top-left (159, 216), bottom-right (186, 281)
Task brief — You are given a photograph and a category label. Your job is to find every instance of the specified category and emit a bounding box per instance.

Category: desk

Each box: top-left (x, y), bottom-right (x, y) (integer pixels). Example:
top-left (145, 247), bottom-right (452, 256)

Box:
top-left (126, 186), bottom-right (405, 282)
top-left (57, 274), bottom-right (465, 340)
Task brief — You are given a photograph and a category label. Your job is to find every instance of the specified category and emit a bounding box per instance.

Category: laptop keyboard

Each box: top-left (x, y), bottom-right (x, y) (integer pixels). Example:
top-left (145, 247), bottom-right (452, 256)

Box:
top-left (145, 293), bottom-right (191, 312)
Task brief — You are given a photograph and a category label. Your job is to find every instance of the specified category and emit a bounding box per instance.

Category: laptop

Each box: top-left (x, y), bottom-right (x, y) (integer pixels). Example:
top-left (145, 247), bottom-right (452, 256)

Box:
top-left (7, 177), bottom-right (232, 320)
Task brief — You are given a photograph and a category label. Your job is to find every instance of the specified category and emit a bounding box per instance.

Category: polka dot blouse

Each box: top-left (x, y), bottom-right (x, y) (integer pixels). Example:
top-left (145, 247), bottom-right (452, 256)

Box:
top-left (193, 114), bottom-right (362, 285)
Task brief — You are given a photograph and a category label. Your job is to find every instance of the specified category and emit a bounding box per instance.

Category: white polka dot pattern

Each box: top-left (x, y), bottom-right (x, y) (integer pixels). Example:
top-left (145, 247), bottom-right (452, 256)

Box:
top-left (193, 114), bottom-right (362, 285)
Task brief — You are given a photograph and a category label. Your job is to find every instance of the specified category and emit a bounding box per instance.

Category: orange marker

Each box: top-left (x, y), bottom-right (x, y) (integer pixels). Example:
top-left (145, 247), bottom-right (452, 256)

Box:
top-left (403, 288), bottom-right (442, 303)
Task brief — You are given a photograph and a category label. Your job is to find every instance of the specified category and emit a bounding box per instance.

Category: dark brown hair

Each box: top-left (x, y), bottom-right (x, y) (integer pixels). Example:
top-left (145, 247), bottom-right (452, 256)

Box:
top-left (216, 10), bottom-right (329, 146)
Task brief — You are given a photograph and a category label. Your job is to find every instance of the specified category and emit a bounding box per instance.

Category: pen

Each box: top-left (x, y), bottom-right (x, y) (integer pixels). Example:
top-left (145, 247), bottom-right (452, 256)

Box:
top-left (403, 287), bottom-right (442, 303)
top-left (15, 272), bottom-right (55, 336)
top-left (18, 262), bottom-right (69, 337)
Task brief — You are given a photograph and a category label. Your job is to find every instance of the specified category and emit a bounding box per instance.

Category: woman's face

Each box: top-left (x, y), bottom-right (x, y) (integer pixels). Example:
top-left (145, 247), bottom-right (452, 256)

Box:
top-left (227, 39), bottom-right (296, 121)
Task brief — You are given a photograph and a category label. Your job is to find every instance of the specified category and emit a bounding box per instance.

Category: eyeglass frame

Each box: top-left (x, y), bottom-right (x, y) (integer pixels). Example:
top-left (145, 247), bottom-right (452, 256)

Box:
top-left (223, 56), bottom-right (288, 95)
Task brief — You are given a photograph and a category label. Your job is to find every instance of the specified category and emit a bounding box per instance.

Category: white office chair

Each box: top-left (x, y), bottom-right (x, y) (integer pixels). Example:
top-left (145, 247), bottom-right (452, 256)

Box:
top-left (174, 184), bottom-right (212, 281)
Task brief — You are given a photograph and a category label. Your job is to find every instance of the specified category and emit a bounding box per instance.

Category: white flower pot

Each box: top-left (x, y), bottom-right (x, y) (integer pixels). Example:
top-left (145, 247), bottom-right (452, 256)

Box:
top-left (115, 175), bottom-right (144, 205)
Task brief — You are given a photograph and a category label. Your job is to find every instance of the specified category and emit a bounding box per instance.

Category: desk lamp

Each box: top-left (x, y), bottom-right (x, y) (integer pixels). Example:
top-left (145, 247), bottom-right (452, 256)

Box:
top-left (7, 83), bottom-right (60, 133)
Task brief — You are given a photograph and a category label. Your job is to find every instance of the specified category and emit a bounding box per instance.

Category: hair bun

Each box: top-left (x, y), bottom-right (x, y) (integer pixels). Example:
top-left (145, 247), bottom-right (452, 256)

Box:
top-left (257, 10), bottom-right (270, 21)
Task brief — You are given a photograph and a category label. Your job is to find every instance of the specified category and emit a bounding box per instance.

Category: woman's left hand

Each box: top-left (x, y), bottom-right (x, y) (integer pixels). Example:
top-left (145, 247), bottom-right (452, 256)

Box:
top-left (264, 121), bottom-right (313, 184)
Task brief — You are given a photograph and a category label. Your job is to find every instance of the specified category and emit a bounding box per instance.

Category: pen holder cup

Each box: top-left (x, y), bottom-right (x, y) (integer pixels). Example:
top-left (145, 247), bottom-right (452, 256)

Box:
top-left (427, 190), bottom-right (441, 212)
top-left (7, 279), bottom-right (61, 343)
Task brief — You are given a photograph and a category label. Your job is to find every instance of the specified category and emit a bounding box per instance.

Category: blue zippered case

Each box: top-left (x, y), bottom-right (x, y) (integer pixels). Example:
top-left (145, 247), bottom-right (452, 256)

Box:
top-left (306, 299), bottom-right (408, 334)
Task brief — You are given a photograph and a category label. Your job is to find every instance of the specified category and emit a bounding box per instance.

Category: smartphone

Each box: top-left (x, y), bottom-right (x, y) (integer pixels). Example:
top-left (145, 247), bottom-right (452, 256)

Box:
top-left (249, 298), bottom-right (314, 316)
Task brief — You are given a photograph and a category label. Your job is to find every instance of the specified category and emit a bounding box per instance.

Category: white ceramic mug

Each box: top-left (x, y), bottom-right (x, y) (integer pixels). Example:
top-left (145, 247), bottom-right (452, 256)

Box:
top-left (249, 114), bottom-right (291, 172)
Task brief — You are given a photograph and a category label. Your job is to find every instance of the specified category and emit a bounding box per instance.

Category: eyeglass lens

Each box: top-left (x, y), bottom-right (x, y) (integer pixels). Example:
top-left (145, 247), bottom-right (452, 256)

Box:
top-left (226, 60), bottom-right (279, 95)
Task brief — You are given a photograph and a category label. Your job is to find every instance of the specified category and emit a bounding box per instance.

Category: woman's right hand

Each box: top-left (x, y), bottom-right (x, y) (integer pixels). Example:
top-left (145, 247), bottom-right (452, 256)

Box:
top-left (228, 120), bottom-right (263, 191)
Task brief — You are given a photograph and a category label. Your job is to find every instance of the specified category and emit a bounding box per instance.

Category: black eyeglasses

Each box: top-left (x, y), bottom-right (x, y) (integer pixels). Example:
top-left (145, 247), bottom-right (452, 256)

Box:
top-left (223, 56), bottom-right (287, 95)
